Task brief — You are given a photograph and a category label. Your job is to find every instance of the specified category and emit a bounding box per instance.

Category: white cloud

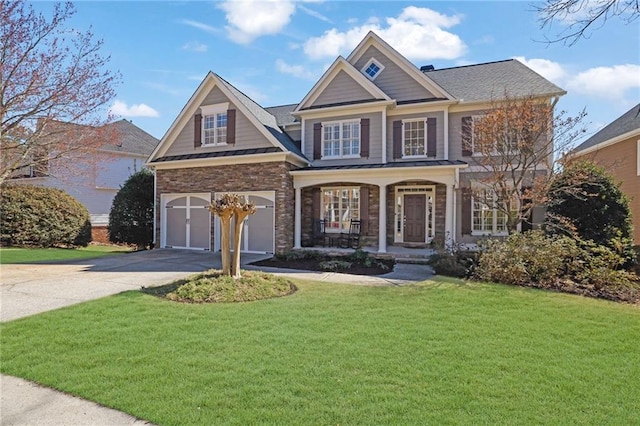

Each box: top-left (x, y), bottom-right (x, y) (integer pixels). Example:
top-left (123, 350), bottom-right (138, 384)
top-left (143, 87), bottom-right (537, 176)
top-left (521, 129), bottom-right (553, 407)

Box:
top-left (303, 6), bottom-right (466, 61)
top-left (109, 101), bottom-right (159, 118)
top-left (513, 57), bottom-right (567, 85)
top-left (180, 19), bottom-right (218, 34)
top-left (275, 59), bottom-right (316, 80)
top-left (219, 0), bottom-right (296, 44)
top-left (182, 41), bottom-right (208, 52)
top-left (298, 4), bottom-right (332, 23)
top-left (566, 64), bottom-right (640, 100)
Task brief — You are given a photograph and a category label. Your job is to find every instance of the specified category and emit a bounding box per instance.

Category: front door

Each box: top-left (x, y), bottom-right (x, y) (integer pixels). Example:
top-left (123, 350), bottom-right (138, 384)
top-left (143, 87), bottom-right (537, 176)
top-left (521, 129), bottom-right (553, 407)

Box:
top-left (404, 194), bottom-right (426, 242)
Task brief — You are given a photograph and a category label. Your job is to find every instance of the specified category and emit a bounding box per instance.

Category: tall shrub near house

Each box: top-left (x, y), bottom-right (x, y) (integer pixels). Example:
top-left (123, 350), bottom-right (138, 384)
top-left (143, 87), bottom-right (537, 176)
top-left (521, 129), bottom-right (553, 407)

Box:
top-left (0, 185), bottom-right (91, 247)
top-left (545, 159), bottom-right (634, 262)
top-left (108, 169), bottom-right (154, 250)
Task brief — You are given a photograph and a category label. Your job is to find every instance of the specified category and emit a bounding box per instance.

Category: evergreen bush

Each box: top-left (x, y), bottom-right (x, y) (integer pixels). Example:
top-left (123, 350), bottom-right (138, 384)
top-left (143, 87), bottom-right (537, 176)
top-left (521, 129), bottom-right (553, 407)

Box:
top-left (108, 169), bottom-right (154, 249)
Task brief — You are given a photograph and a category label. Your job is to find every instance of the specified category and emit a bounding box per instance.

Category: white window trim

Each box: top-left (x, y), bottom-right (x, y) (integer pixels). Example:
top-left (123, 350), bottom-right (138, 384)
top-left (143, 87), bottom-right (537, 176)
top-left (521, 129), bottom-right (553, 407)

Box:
top-left (471, 185), bottom-right (518, 236)
top-left (361, 57), bottom-right (385, 81)
top-left (201, 102), bottom-right (229, 147)
top-left (321, 120), bottom-right (361, 159)
top-left (402, 118), bottom-right (431, 159)
top-left (321, 186), bottom-right (360, 233)
top-left (470, 114), bottom-right (520, 157)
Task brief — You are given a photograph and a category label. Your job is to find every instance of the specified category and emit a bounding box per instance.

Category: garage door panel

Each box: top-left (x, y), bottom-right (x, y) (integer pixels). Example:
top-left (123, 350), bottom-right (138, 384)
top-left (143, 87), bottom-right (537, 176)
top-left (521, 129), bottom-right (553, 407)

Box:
top-left (166, 207), bottom-right (187, 247)
top-left (189, 207), bottom-right (211, 250)
top-left (248, 207), bottom-right (273, 253)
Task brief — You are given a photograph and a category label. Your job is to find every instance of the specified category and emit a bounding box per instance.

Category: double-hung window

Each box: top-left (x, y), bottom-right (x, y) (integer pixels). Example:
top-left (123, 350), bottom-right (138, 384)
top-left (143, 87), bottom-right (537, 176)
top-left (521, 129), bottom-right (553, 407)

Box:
top-left (472, 188), bottom-right (517, 235)
top-left (323, 121), bottom-right (360, 158)
top-left (403, 119), bottom-right (426, 157)
top-left (322, 187), bottom-right (360, 232)
top-left (201, 103), bottom-right (228, 146)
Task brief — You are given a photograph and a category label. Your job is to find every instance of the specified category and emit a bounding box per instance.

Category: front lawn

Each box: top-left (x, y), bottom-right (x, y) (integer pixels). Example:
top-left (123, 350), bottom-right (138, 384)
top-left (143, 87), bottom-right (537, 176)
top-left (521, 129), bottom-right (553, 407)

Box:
top-left (1, 277), bottom-right (638, 425)
top-left (0, 245), bottom-right (132, 264)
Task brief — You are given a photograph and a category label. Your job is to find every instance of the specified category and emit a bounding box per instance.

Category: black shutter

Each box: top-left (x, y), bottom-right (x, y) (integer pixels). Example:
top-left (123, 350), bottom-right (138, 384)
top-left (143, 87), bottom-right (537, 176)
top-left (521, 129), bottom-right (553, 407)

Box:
top-left (194, 113), bottom-right (202, 148)
top-left (393, 120), bottom-right (402, 159)
top-left (226, 109), bottom-right (236, 145)
top-left (427, 117), bottom-right (436, 157)
top-left (461, 116), bottom-right (472, 156)
top-left (313, 123), bottom-right (322, 160)
top-left (360, 186), bottom-right (369, 235)
top-left (521, 186), bottom-right (533, 232)
top-left (312, 187), bottom-right (321, 219)
top-left (360, 118), bottom-right (370, 158)
top-left (461, 187), bottom-right (472, 235)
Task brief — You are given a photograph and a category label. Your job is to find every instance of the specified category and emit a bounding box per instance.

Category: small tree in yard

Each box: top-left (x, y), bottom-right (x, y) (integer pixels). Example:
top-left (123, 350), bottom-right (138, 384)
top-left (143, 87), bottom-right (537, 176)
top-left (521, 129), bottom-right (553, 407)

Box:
top-left (467, 94), bottom-right (586, 234)
top-left (108, 169), bottom-right (154, 250)
top-left (545, 159), bottom-right (634, 261)
top-left (208, 194), bottom-right (256, 278)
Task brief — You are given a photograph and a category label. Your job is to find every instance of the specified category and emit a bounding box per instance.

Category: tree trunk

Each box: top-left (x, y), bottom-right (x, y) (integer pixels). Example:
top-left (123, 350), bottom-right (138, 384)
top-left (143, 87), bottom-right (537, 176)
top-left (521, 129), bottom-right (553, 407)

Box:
top-left (231, 210), bottom-right (251, 278)
top-left (218, 212), bottom-right (233, 275)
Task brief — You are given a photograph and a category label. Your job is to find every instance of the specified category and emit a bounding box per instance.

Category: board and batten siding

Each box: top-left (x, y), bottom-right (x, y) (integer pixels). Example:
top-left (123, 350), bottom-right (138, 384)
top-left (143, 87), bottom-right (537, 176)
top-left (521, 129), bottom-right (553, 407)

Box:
top-left (386, 111), bottom-right (445, 162)
top-left (164, 86), bottom-right (274, 157)
top-left (303, 111), bottom-right (383, 167)
top-left (310, 70), bottom-right (376, 108)
top-left (352, 45), bottom-right (435, 103)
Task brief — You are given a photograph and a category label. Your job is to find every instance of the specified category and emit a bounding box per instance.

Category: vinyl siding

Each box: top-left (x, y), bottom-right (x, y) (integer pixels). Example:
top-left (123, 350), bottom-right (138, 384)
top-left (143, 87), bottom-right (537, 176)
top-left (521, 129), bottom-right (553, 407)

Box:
top-left (310, 70), bottom-right (376, 108)
top-left (352, 46), bottom-right (435, 102)
top-left (386, 111), bottom-right (445, 161)
top-left (304, 111), bottom-right (382, 166)
top-left (164, 86), bottom-right (274, 157)
top-left (577, 137), bottom-right (640, 243)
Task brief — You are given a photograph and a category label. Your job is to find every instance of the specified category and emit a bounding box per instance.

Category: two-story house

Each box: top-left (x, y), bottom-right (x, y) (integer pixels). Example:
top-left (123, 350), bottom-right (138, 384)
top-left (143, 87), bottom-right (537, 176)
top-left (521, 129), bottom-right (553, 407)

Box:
top-left (571, 103), bottom-right (640, 244)
top-left (147, 31), bottom-right (564, 254)
top-left (10, 119), bottom-right (159, 242)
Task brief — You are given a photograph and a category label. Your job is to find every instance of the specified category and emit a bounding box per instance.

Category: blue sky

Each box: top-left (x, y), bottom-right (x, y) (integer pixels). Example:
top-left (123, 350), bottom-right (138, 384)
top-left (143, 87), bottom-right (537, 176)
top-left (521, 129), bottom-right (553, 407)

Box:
top-left (37, 1), bottom-right (640, 145)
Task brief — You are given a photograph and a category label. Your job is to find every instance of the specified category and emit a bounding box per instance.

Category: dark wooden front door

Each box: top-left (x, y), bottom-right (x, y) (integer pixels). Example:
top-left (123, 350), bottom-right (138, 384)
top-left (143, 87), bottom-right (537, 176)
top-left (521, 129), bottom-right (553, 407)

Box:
top-left (404, 194), bottom-right (426, 242)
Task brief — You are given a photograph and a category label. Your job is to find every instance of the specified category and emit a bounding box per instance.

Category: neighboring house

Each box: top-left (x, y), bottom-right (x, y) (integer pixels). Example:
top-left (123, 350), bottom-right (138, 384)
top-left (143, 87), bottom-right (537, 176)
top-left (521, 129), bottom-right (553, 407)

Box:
top-left (147, 31), bottom-right (564, 254)
top-left (10, 119), bottom-right (159, 242)
top-left (571, 103), bottom-right (640, 244)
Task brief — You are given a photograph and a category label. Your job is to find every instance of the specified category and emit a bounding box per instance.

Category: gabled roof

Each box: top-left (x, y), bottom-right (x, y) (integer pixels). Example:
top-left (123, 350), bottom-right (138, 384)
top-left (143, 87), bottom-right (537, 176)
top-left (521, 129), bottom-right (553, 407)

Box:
top-left (149, 72), bottom-right (305, 163)
top-left (103, 119), bottom-right (159, 156)
top-left (265, 104), bottom-right (299, 126)
top-left (347, 31), bottom-right (454, 101)
top-left (294, 56), bottom-right (391, 112)
top-left (573, 103), bottom-right (640, 153)
top-left (425, 59), bottom-right (566, 102)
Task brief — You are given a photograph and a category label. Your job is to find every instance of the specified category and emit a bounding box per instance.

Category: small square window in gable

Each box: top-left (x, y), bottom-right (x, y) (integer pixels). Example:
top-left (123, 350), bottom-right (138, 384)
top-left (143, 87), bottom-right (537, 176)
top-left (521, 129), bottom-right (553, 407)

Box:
top-left (362, 58), bottom-right (385, 81)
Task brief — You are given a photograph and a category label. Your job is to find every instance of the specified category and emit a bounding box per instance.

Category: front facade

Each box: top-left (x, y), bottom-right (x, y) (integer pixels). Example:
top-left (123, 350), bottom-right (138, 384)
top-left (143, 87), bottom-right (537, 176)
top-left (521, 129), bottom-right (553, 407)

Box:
top-left (148, 32), bottom-right (565, 254)
top-left (572, 103), bottom-right (640, 244)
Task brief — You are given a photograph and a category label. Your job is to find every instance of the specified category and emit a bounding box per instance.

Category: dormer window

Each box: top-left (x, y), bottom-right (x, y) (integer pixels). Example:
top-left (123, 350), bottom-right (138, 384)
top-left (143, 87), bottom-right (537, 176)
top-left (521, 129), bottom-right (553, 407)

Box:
top-left (362, 58), bottom-right (384, 81)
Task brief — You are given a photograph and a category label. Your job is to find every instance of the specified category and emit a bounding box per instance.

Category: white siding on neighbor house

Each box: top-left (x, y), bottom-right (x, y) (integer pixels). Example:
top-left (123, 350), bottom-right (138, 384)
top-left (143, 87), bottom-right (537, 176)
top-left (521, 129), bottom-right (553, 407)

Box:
top-left (310, 70), bottom-right (377, 108)
top-left (352, 46), bottom-right (435, 103)
top-left (386, 111), bottom-right (445, 162)
top-left (96, 155), bottom-right (141, 189)
top-left (303, 111), bottom-right (383, 167)
top-left (164, 86), bottom-right (274, 157)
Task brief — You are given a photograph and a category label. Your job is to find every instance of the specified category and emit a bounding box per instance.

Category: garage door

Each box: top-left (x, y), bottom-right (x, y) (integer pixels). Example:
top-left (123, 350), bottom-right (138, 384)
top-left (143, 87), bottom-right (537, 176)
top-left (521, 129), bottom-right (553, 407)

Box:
top-left (215, 192), bottom-right (274, 254)
top-left (162, 193), bottom-right (211, 250)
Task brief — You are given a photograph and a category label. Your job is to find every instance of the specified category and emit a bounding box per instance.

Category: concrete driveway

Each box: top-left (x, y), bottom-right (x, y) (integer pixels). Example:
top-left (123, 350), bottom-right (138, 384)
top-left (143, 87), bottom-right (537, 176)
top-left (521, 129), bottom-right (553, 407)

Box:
top-left (0, 249), bottom-right (271, 322)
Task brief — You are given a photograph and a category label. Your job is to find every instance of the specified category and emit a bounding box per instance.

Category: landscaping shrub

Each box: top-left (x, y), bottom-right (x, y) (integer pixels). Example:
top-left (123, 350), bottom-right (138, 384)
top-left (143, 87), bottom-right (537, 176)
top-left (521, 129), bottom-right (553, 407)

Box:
top-left (108, 169), bottom-right (154, 249)
top-left (429, 248), bottom-right (479, 278)
top-left (319, 260), bottom-right (353, 271)
top-left (475, 231), bottom-right (640, 303)
top-left (0, 184), bottom-right (91, 247)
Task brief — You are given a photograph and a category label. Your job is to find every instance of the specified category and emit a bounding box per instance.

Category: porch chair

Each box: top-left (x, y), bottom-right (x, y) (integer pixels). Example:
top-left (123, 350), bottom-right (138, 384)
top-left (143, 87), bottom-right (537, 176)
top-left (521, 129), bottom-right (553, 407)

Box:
top-left (338, 219), bottom-right (361, 249)
top-left (312, 218), bottom-right (329, 247)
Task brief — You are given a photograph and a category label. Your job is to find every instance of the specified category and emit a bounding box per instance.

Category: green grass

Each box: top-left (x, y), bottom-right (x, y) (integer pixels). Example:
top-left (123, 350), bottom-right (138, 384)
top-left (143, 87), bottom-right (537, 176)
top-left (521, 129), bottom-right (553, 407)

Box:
top-left (0, 245), bottom-right (132, 264)
top-left (1, 277), bottom-right (639, 425)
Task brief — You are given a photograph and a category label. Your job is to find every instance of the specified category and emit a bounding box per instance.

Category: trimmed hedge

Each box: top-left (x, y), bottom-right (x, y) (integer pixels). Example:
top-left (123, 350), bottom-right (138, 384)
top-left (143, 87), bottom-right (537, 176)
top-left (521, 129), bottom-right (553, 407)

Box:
top-left (0, 185), bottom-right (91, 247)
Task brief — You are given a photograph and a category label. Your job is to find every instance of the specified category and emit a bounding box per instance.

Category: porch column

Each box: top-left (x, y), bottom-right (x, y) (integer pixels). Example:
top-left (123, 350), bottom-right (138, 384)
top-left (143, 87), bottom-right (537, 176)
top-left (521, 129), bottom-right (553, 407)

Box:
top-left (294, 187), bottom-right (302, 249)
top-left (445, 183), bottom-right (454, 248)
top-left (378, 184), bottom-right (387, 253)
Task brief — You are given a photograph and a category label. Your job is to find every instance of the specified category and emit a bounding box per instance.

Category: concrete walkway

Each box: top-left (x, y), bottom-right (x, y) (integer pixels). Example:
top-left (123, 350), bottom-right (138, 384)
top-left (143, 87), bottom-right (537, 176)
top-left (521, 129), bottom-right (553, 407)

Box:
top-left (1, 248), bottom-right (433, 425)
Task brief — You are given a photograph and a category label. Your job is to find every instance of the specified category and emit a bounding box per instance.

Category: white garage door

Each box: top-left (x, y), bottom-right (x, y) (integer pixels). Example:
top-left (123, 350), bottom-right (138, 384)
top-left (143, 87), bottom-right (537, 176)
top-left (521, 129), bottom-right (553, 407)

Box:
top-left (215, 192), bottom-right (275, 254)
top-left (162, 193), bottom-right (211, 250)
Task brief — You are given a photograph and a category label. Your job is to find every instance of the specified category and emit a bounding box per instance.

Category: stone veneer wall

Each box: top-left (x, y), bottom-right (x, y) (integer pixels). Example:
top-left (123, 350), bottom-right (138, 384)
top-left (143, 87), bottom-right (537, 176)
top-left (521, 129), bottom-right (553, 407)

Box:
top-left (155, 161), bottom-right (296, 254)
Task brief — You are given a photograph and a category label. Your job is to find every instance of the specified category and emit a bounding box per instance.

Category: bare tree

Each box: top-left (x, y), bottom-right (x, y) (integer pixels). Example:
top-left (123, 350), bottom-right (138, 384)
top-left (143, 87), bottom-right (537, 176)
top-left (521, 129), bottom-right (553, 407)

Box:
top-left (466, 94), bottom-right (587, 233)
top-left (209, 194), bottom-right (256, 278)
top-left (0, 1), bottom-right (120, 185)
top-left (535, 0), bottom-right (640, 45)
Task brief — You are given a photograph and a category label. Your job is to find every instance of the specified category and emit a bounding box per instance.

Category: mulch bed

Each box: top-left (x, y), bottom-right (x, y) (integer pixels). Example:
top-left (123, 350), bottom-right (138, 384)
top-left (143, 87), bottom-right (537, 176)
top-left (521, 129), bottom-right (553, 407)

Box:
top-left (250, 256), bottom-right (395, 276)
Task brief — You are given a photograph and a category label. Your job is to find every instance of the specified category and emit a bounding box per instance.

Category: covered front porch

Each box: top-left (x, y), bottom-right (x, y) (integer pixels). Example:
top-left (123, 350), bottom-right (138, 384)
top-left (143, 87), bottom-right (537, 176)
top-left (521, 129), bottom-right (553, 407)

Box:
top-left (290, 161), bottom-right (467, 253)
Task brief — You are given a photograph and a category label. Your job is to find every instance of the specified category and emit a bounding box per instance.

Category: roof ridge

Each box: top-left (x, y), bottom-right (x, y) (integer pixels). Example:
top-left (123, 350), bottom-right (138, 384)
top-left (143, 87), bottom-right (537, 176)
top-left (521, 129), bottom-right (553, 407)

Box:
top-left (425, 59), bottom-right (515, 72)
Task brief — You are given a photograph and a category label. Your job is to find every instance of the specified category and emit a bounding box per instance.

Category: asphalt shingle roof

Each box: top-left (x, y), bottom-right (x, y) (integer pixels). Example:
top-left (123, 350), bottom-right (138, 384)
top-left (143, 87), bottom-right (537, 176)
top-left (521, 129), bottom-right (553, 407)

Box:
top-left (151, 147), bottom-right (282, 163)
top-left (265, 104), bottom-right (299, 126)
top-left (215, 75), bottom-right (304, 159)
top-left (573, 103), bottom-right (640, 152)
top-left (103, 119), bottom-right (159, 156)
top-left (425, 59), bottom-right (566, 102)
top-left (294, 159), bottom-right (467, 172)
